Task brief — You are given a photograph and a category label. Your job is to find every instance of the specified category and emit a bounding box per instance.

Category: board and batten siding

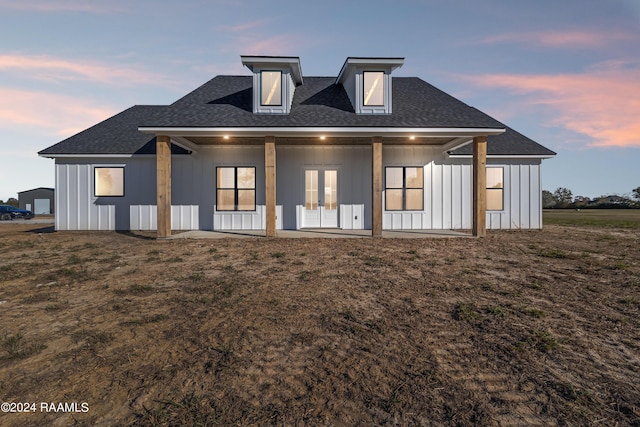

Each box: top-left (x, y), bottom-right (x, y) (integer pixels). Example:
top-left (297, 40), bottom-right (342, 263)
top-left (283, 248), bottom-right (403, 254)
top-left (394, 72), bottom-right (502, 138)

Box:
top-left (381, 146), bottom-right (543, 230)
top-left (55, 158), bottom-right (199, 231)
top-left (276, 145), bottom-right (372, 230)
top-left (54, 146), bottom-right (543, 232)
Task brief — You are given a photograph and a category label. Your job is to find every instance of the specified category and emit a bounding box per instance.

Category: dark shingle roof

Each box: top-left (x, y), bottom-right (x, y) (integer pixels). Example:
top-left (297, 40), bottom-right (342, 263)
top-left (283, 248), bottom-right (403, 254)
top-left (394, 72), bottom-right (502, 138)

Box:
top-left (449, 127), bottom-right (557, 157)
top-left (38, 106), bottom-right (189, 156)
top-left (141, 76), bottom-right (505, 128)
top-left (39, 75), bottom-right (554, 157)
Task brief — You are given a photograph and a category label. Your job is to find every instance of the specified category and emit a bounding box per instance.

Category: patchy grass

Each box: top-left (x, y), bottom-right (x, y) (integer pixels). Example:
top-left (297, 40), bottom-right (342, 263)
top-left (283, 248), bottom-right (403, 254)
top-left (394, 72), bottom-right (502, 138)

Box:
top-left (1, 332), bottom-right (46, 360)
top-left (0, 222), bottom-right (639, 426)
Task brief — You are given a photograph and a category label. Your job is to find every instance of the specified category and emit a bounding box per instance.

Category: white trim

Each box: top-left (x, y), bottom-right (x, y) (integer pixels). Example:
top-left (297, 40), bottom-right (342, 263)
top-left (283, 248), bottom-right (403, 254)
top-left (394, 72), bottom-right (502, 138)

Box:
top-left (441, 137), bottom-right (472, 152)
top-left (447, 154), bottom-right (556, 159)
top-left (171, 136), bottom-right (198, 154)
top-left (138, 126), bottom-right (505, 138)
top-left (38, 154), bottom-right (184, 159)
top-left (336, 57), bottom-right (405, 84)
top-left (39, 154), bottom-right (136, 159)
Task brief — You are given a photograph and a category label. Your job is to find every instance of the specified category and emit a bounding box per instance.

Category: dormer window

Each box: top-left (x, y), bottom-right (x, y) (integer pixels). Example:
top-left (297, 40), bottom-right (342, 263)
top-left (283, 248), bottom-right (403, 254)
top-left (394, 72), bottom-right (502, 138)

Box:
top-left (336, 57), bottom-right (404, 115)
top-left (241, 56), bottom-right (303, 114)
top-left (261, 71), bottom-right (282, 106)
top-left (363, 71), bottom-right (385, 106)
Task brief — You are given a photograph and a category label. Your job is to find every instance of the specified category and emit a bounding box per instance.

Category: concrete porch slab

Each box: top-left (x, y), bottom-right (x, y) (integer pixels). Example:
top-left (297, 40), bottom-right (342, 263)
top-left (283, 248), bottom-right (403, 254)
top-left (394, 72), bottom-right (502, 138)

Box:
top-left (167, 229), bottom-right (471, 239)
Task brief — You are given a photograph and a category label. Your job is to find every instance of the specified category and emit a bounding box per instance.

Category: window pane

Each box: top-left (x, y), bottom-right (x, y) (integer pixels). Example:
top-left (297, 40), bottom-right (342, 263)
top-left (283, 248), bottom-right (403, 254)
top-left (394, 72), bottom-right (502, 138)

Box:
top-left (217, 189), bottom-right (235, 211)
top-left (363, 71), bottom-right (384, 106)
top-left (237, 190), bottom-right (255, 210)
top-left (487, 167), bottom-right (503, 189)
top-left (305, 170), bottom-right (318, 210)
top-left (406, 189), bottom-right (424, 210)
top-left (487, 189), bottom-right (504, 210)
top-left (385, 167), bottom-right (403, 189)
top-left (324, 170), bottom-right (337, 210)
top-left (406, 167), bottom-right (423, 188)
top-left (237, 167), bottom-right (255, 189)
top-left (261, 71), bottom-right (282, 106)
top-left (217, 168), bottom-right (235, 189)
top-left (95, 167), bottom-right (124, 196)
top-left (386, 189), bottom-right (403, 211)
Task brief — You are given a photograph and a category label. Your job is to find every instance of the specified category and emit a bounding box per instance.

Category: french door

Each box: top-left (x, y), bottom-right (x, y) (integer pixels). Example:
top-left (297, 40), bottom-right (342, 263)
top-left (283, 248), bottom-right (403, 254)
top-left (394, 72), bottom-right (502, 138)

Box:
top-left (304, 169), bottom-right (338, 228)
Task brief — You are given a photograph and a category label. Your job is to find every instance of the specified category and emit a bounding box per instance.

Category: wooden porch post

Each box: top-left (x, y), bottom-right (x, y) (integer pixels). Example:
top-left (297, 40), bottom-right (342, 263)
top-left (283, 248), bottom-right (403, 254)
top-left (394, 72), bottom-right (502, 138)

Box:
top-left (265, 136), bottom-right (277, 237)
top-left (156, 135), bottom-right (172, 238)
top-left (372, 136), bottom-right (383, 237)
top-left (472, 136), bottom-right (487, 237)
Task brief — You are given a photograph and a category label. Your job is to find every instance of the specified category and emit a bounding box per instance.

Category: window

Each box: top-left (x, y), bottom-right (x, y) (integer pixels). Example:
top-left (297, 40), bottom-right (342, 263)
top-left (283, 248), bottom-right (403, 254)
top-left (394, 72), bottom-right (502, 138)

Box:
top-left (486, 167), bottom-right (504, 211)
top-left (94, 167), bottom-right (124, 197)
top-left (216, 167), bottom-right (256, 211)
top-left (363, 71), bottom-right (384, 106)
top-left (385, 167), bottom-right (424, 211)
top-left (261, 71), bottom-right (282, 106)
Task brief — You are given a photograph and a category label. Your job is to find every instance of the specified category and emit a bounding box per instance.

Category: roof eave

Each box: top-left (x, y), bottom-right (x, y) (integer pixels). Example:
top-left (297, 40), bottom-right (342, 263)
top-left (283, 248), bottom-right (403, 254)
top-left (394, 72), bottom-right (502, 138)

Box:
top-left (138, 126), bottom-right (505, 138)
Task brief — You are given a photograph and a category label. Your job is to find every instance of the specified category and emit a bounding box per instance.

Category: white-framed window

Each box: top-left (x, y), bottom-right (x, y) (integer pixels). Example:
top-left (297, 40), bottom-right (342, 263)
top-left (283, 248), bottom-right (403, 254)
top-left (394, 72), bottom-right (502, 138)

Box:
top-left (385, 166), bottom-right (424, 211)
top-left (216, 167), bottom-right (256, 211)
top-left (486, 167), bottom-right (504, 211)
top-left (363, 71), bottom-right (385, 106)
top-left (94, 167), bottom-right (124, 197)
top-left (261, 71), bottom-right (282, 106)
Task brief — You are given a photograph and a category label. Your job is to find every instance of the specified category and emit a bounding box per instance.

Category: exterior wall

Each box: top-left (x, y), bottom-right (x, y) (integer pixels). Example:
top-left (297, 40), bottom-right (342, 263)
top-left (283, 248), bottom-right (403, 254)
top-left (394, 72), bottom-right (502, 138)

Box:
top-left (54, 145), bottom-right (543, 232)
top-left (381, 146), bottom-right (542, 230)
top-left (277, 145), bottom-right (372, 230)
top-left (18, 188), bottom-right (54, 214)
top-left (55, 158), bottom-right (156, 230)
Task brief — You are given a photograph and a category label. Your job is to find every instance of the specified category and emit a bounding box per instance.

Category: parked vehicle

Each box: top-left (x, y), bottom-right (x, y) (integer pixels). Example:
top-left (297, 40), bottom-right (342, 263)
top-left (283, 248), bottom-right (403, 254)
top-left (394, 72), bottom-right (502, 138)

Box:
top-left (0, 205), bottom-right (34, 220)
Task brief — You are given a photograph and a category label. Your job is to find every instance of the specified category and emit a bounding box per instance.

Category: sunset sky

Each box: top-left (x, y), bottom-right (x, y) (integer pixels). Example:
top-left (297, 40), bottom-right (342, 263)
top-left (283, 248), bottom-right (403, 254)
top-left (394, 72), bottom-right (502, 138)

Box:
top-left (1, 0), bottom-right (639, 201)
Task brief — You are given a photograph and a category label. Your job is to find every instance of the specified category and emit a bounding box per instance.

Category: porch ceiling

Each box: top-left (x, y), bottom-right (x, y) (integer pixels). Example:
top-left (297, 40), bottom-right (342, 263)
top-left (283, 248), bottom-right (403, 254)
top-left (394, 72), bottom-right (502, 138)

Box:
top-left (184, 136), bottom-right (457, 146)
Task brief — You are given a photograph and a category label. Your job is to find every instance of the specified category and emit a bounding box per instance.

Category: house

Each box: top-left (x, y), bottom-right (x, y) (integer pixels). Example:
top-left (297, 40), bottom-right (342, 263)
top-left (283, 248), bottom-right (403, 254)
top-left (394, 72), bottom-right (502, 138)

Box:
top-left (18, 187), bottom-right (55, 214)
top-left (38, 55), bottom-right (556, 238)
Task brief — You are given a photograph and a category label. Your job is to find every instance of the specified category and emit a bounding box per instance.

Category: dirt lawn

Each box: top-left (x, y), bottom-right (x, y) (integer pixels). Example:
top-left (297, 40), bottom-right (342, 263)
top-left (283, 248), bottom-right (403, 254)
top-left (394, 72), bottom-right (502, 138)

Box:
top-left (0, 223), bottom-right (639, 426)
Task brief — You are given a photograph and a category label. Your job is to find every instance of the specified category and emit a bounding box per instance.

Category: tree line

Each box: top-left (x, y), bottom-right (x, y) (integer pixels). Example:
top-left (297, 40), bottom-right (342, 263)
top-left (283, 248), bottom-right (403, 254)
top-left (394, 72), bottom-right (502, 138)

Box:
top-left (543, 187), bottom-right (640, 209)
top-left (0, 198), bottom-right (19, 207)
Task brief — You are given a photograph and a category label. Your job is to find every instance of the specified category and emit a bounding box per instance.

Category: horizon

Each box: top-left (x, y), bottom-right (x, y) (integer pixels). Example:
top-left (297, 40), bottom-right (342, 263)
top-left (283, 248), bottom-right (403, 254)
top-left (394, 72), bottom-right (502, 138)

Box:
top-left (1, 0), bottom-right (639, 200)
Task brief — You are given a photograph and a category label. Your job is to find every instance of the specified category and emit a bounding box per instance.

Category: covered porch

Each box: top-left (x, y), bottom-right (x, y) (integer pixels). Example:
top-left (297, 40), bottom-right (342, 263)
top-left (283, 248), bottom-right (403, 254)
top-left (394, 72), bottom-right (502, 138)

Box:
top-left (143, 128), bottom-right (501, 239)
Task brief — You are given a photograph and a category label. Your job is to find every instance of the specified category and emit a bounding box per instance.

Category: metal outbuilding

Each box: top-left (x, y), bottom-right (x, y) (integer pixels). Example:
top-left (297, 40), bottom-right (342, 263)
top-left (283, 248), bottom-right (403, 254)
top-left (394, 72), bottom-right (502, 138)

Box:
top-left (18, 187), bottom-right (55, 215)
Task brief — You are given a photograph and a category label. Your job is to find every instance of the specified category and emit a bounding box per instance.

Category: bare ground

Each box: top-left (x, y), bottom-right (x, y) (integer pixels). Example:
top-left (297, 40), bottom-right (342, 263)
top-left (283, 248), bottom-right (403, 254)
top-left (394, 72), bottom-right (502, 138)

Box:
top-left (0, 223), bottom-right (639, 426)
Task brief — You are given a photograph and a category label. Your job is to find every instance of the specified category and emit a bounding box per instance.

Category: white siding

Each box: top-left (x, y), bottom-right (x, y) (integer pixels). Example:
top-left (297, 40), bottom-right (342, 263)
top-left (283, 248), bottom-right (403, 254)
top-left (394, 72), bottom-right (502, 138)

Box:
top-left (277, 145), bottom-right (372, 229)
top-left (54, 146), bottom-right (544, 232)
top-left (130, 205), bottom-right (199, 231)
top-left (381, 147), bottom-right (543, 230)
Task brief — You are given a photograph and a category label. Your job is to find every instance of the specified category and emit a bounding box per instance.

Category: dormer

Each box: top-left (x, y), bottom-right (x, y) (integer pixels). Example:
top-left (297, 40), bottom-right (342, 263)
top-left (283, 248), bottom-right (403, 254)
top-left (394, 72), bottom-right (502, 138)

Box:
top-left (241, 55), bottom-right (303, 114)
top-left (336, 57), bottom-right (404, 115)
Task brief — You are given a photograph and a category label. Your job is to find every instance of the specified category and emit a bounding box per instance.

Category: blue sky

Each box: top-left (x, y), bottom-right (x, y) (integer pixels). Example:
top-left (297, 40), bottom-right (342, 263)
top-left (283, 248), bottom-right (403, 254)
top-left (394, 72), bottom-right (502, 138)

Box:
top-left (1, 0), bottom-right (639, 201)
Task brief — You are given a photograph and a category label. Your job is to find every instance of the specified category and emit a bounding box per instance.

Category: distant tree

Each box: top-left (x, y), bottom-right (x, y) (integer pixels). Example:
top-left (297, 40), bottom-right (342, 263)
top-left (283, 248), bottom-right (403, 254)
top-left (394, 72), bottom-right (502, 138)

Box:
top-left (573, 196), bottom-right (590, 207)
top-left (5, 197), bottom-right (18, 207)
top-left (542, 190), bottom-right (556, 208)
top-left (553, 187), bottom-right (573, 208)
top-left (633, 187), bottom-right (640, 201)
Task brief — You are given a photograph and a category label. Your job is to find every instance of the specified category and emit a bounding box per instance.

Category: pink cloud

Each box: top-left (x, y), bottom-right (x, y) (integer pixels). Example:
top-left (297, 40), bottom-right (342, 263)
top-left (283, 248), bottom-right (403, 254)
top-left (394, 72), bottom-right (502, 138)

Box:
top-left (221, 19), bottom-right (272, 33)
top-left (460, 62), bottom-right (640, 147)
top-left (0, 0), bottom-right (121, 13)
top-left (0, 54), bottom-right (177, 87)
top-left (0, 87), bottom-right (116, 137)
top-left (476, 30), bottom-right (636, 49)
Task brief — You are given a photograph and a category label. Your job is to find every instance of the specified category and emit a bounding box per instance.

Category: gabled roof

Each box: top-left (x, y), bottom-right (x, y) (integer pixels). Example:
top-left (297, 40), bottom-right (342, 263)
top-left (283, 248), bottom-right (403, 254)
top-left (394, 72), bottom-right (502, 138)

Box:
top-left (448, 127), bottom-right (556, 157)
